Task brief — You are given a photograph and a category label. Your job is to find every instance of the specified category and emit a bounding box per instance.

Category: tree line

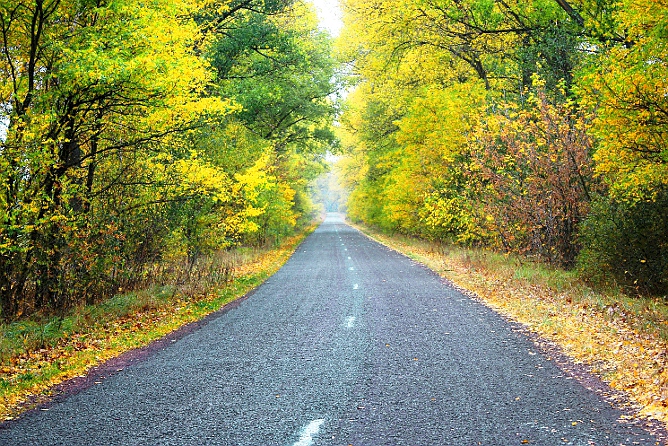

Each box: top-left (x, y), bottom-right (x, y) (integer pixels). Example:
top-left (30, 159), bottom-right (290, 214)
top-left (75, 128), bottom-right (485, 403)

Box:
top-left (337, 0), bottom-right (667, 295)
top-left (0, 0), bottom-right (339, 319)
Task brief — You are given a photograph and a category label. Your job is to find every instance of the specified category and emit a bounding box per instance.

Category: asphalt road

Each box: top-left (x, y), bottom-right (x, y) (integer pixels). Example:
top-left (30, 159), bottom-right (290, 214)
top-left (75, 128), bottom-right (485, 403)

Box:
top-left (0, 213), bottom-right (663, 445)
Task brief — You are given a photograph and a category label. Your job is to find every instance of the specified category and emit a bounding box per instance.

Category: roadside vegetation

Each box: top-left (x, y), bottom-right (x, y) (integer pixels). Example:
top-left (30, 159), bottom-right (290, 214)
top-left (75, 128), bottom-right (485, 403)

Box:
top-left (0, 226), bottom-right (315, 420)
top-left (0, 0), bottom-right (338, 420)
top-left (0, 0), bottom-right (340, 321)
top-left (355, 224), bottom-right (668, 425)
top-left (336, 0), bottom-right (668, 297)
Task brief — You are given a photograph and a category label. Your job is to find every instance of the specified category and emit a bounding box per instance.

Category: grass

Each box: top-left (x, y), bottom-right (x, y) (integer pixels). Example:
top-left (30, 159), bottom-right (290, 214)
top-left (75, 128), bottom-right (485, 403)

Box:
top-left (354, 224), bottom-right (668, 427)
top-left (0, 225), bottom-right (316, 420)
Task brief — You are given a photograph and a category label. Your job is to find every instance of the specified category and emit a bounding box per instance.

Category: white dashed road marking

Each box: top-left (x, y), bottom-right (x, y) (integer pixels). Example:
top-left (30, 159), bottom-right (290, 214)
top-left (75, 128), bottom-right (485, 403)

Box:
top-left (292, 419), bottom-right (325, 446)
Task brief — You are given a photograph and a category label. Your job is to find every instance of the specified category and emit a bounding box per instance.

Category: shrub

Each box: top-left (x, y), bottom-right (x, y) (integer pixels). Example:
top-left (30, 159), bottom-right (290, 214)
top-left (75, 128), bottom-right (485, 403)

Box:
top-left (578, 189), bottom-right (668, 295)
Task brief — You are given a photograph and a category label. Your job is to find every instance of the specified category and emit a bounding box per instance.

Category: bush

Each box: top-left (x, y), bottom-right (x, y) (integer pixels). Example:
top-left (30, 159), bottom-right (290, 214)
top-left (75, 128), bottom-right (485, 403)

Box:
top-left (578, 190), bottom-right (668, 295)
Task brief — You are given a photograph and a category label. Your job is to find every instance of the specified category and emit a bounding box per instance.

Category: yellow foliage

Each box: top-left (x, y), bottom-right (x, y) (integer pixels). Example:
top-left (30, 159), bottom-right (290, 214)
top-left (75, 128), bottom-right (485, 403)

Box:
top-left (580, 0), bottom-right (668, 201)
top-left (172, 156), bottom-right (230, 202)
top-left (234, 153), bottom-right (273, 204)
top-left (395, 82), bottom-right (486, 164)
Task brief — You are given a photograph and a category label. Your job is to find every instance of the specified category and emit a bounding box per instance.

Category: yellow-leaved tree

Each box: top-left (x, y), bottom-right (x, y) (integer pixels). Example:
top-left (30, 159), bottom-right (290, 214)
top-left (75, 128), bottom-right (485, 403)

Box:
top-left (0, 0), bottom-right (341, 318)
top-left (576, 0), bottom-right (668, 293)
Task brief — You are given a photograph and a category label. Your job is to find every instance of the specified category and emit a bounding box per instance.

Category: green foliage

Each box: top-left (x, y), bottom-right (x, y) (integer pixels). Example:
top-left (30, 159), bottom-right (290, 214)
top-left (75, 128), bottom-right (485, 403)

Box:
top-left (206, 1), bottom-right (339, 156)
top-left (578, 190), bottom-right (668, 295)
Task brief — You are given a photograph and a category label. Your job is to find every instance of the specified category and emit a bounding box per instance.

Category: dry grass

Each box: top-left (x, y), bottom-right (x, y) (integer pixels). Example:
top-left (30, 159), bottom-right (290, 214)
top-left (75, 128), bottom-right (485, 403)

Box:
top-left (356, 225), bottom-right (668, 427)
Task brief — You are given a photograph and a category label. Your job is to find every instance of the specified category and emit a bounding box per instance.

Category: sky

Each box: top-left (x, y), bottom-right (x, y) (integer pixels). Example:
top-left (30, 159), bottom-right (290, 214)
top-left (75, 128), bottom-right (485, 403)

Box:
top-left (310, 0), bottom-right (343, 37)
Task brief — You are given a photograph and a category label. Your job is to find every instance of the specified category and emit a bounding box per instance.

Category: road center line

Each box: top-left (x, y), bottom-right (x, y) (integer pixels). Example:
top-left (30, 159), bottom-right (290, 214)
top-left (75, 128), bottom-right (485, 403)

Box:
top-left (346, 316), bottom-right (356, 328)
top-left (292, 419), bottom-right (325, 446)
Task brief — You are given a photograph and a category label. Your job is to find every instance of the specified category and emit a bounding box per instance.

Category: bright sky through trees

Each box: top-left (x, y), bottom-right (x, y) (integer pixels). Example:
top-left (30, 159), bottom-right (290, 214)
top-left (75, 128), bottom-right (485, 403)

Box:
top-left (310, 0), bottom-right (342, 36)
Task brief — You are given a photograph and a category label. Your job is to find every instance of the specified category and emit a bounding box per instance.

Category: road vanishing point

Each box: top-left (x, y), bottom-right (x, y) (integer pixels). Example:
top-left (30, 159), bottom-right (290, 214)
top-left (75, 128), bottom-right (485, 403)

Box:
top-left (0, 213), bottom-right (663, 445)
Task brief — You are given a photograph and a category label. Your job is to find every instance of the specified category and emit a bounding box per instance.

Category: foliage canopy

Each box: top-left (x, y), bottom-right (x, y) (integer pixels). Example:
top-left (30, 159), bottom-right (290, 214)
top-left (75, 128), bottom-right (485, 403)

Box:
top-left (0, 0), bottom-right (340, 319)
top-left (337, 0), bottom-right (667, 294)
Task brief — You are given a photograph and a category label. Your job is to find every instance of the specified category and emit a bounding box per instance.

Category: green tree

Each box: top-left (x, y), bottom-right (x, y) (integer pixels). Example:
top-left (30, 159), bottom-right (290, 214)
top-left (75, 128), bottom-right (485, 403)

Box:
top-left (199, 0), bottom-right (340, 243)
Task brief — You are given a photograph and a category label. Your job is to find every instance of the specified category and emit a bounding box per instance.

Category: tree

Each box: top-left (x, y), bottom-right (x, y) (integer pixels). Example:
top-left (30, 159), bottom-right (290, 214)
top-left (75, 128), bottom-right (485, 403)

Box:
top-left (574, 0), bottom-right (668, 292)
top-left (579, 0), bottom-right (668, 202)
top-left (0, 0), bottom-right (234, 317)
top-left (200, 0), bottom-right (340, 243)
top-left (473, 83), bottom-right (596, 265)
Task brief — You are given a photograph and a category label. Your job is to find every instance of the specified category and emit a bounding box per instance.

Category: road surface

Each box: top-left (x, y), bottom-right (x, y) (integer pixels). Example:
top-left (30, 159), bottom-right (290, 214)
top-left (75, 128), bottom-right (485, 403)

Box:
top-left (0, 213), bottom-right (662, 445)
